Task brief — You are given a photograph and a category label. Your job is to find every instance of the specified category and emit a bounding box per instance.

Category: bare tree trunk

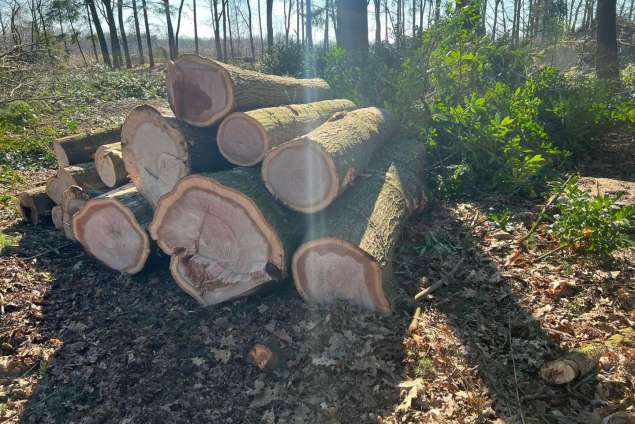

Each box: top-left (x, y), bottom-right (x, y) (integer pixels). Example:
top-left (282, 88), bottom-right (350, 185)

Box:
top-left (257, 0), bottom-right (264, 52)
top-left (68, 13), bottom-right (88, 65)
top-left (87, 0), bottom-right (110, 66)
top-left (162, 0), bottom-right (177, 59)
top-left (222, 0), bottom-right (228, 58)
top-left (306, 0), bottom-right (313, 46)
top-left (412, 0), bottom-right (416, 36)
top-left (296, 0), bottom-right (300, 42)
top-left (324, 0), bottom-right (330, 47)
top-left (419, 0), bottom-right (424, 34)
top-left (85, 1), bottom-right (99, 61)
top-left (212, 0), bottom-right (223, 58)
top-left (102, 0), bottom-right (123, 67)
top-left (233, 0), bottom-right (240, 53)
top-left (141, 0), bottom-right (153, 65)
top-left (193, 0), bottom-right (199, 53)
top-left (385, 0), bottom-right (389, 40)
top-left (247, 0), bottom-right (256, 60)
top-left (131, 0), bottom-right (144, 64)
top-left (175, 0), bottom-right (186, 51)
top-left (118, 0), bottom-right (132, 67)
top-left (267, 0), bottom-right (273, 49)
top-left (57, 8), bottom-right (69, 54)
top-left (434, 0), bottom-right (440, 21)
top-left (301, 0), bottom-right (305, 44)
top-left (597, 0), bottom-right (618, 78)
top-left (492, 0), bottom-right (500, 38)
top-left (228, 0), bottom-right (235, 57)
top-left (336, 0), bottom-right (368, 49)
top-left (374, 0), bottom-right (381, 44)
top-left (284, 0), bottom-right (292, 45)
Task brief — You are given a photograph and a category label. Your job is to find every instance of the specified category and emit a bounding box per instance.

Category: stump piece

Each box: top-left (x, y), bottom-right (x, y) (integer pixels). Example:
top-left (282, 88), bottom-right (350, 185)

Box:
top-left (217, 99), bottom-right (356, 166)
top-left (73, 184), bottom-right (153, 274)
top-left (166, 55), bottom-right (332, 127)
top-left (51, 205), bottom-right (64, 230)
top-left (262, 107), bottom-right (397, 213)
top-left (17, 186), bottom-right (55, 225)
top-left (292, 138), bottom-right (427, 313)
top-left (62, 185), bottom-right (93, 240)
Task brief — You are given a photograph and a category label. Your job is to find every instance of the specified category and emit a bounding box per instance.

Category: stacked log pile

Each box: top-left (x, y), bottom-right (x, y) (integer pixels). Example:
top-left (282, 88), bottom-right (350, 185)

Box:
top-left (16, 55), bottom-right (428, 314)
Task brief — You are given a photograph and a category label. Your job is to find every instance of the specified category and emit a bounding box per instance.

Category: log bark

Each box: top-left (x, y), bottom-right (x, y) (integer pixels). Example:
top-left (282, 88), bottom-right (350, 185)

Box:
top-left (217, 99), bottom-right (356, 166)
top-left (53, 127), bottom-right (121, 167)
top-left (17, 185), bottom-right (55, 225)
top-left (61, 185), bottom-right (93, 240)
top-left (72, 183), bottom-right (153, 274)
top-left (52, 205), bottom-right (64, 230)
top-left (262, 107), bottom-right (397, 213)
top-left (58, 162), bottom-right (108, 192)
top-left (291, 138), bottom-right (428, 313)
top-left (121, 104), bottom-right (230, 207)
top-left (166, 54), bottom-right (332, 127)
top-left (45, 175), bottom-right (66, 205)
top-left (95, 142), bottom-right (127, 188)
top-left (149, 167), bottom-right (302, 306)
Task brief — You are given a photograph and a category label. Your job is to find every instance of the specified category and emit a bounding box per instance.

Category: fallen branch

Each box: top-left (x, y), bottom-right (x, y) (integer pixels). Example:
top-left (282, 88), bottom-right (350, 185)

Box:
top-left (414, 257), bottom-right (465, 301)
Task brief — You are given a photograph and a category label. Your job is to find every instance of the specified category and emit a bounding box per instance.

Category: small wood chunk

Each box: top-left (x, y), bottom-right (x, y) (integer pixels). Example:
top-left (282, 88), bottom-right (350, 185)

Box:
top-left (249, 344), bottom-right (278, 370)
top-left (17, 185), bottom-right (54, 225)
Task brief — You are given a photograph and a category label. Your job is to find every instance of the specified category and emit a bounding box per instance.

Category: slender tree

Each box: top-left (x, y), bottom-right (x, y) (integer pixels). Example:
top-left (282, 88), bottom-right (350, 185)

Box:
top-left (245, 0), bottom-right (256, 60)
top-left (162, 0), bottom-right (176, 59)
top-left (211, 0), bottom-right (222, 58)
top-left (66, 3), bottom-right (87, 64)
top-left (117, 0), bottom-right (131, 67)
top-left (336, 0), bottom-right (368, 49)
top-left (87, 0), bottom-right (110, 65)
top-left (257, 0), bottom-right (263, 52)
top-left (131, 0), bottom-right (144, 64)
top-left (374, 0), bottom-right (381, 44)
top-left (175, 0), bottom-right (186, 51)
top-left (266, 0), bottom-right (273, 49)
top-left (84, 0), bottom-right (99, 61)
top-left (306, 0), bottom-right (313, 46)
top-left (596, 0), bottom-right (618, 78)
top-left (193, 0), bottom-right (198, 53)
top-left (324, 0), bottom-right (330, 47)
top-left (140, 0), bottom-right (153, 65)
top-left (222, 0), bottom-right (228, 58)
top-left (101, 0), bottom-right (122, 67)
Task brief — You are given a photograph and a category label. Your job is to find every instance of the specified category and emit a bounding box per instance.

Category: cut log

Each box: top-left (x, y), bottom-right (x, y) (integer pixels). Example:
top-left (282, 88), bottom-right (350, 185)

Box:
top-left (61, 185), bottom-right (93, 240)
top-left (166, 54), bottom-right (332, 127)
top-left (262, 107), bottom-right (397, 213)
top-left (58, 162), bottom-right (107, 191)
top-left (72, 184), bottom-right (153, 274)
top-left (17, 185), bottom-right (55, 225)
top-left (121, 104), bottom-right (230, 207)
top-left (291, 138), bottom-right (428, 314)
top-left (45, 175), bottom-right (66, 205)
top-left (540, 343), bottom-right (606, 385)
top-left (53, 127), bottom-right (121, 167)
top-left (149, 167), bottom-right (302, 306)
top-left (217, 99), bottom-right (356, 166)
top-left (51, 205), bottom-right (64, 230)
top-left (95, 142), bottom-right (127, 188)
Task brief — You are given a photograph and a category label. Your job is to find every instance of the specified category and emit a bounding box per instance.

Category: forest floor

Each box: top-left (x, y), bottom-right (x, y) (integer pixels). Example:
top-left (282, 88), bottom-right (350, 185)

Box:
top-left (0, 64), bottom-right (633, 424)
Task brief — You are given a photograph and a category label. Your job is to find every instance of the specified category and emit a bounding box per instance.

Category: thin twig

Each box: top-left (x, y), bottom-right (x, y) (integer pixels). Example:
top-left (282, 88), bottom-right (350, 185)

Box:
top-left (509, 316), bottom-right (527, 424)
top-left (414, 257), bottom-right (465, 301)
top-left (407, 306), bottom-right (422, 335)
top-left (25, 241), bottom-right (76, 260)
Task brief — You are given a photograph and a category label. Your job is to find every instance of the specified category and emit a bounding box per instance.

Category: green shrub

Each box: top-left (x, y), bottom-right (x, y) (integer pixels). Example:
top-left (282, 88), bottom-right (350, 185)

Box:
top-left (550, 176), bottom-right (634, 257)
top-left (0, 101), bottom-right (37, 131)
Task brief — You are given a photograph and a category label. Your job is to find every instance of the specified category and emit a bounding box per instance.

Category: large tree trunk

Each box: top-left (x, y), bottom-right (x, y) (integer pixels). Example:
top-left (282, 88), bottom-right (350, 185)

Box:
top-left (86, 0), bottom-right (111, 67)
top-left (53, 127), bottom-right (121, 167)
top-left (166, 55), bottom-right (332, 127)
top-left (132, 0), bottom-right (144, 64)
top-left (292, 138), bottom-right (427, 314)
top-left (121, 104), bottom-right (230, 206)
top-left (85, 1), bottom-right (100, 62)
top-left (217, 99), bottom-right (356, 166)
top-left (62, 185), bottom-right (93, 240)
top-left (262, 107), bottom-right (396, 213)
top-left (596, 0), bottom-right (619, 79)
top-left (149, 167), bottom-right (302, 306)
top-left (141, 0), bottom-right (154, 66)
top-left (336, 0), bottom-right (368, 50)
top-left (117, 0), bottom-right (132, 67)
top-left (17, 185), bottom-right (54, 225)
top-left (102, 0), bottom-right (123, 68)
top-left (73, 184), bottom-right (153, 274)
top-left (266, 0), bottom-right (273, 49)
top-left (95, 142), bottom-right (127, 188)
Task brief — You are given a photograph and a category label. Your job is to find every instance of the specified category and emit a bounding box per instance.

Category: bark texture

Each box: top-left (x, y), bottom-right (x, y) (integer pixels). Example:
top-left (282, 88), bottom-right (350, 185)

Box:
top-left (262, 107), bottom-right (397, 213)
top-left (62, 185), bottom-right (93, 240)
top-left (292, 138), bottom-right (427, 313)
top-left (58, 162), bottom-right (108, 193)
top-left (52, 205), bottom-right (64, 230)
top-left (149, 167), bottom-right (303, 306)
top-left (46, 174), bottom-right (66, 205)
top-left (53, 127), bottom-right (121, 167)
top-left (95, 142), bottom-right (127, 188)
top-left (166, 55), bottom-right (332, 127)
top-left (121, 104), bottom-right (230, 207)
top-left (17, 185), bottom-right (54, 225)
top-left (73, 184), bottom-right (153, 274)
top-left (217, 99), bottom-right (356, 166)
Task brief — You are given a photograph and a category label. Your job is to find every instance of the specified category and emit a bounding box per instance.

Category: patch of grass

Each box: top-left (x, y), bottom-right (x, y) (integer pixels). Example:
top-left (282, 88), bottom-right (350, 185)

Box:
top-left (0, 194), bottom-right (14, 206)
top-left (0, 232), bottom-right (19, 251)
top-left (414, 356), bottom-right (434, 376)
top-left (0, 165), bottom-right (25, 185)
